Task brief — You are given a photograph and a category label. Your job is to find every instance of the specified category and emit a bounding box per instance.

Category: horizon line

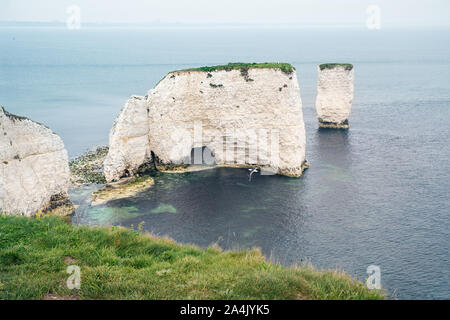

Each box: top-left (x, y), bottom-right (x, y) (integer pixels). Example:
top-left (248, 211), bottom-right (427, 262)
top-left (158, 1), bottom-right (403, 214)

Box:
top-left (0, 21), bottom-right (449, 29)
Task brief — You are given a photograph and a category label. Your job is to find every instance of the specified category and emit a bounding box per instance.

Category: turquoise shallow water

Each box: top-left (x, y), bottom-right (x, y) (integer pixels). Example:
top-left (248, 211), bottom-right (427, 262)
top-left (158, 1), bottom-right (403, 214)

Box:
top-left (1, 27), bottom-right (450, 299)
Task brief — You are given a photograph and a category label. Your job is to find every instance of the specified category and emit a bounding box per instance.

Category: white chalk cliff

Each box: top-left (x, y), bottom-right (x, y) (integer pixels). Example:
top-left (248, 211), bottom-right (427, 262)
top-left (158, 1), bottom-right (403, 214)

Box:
top-left (315, 64), bottom-right (354, 129)
top-left (0, 107), bottom-right (72, 216)
top-left (104, 64), bottom-right (307, 182)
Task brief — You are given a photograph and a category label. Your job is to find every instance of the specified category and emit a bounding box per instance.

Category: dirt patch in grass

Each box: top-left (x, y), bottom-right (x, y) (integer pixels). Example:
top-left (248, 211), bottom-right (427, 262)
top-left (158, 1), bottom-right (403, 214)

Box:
top-left (64, 256), bottom-right (77, 264)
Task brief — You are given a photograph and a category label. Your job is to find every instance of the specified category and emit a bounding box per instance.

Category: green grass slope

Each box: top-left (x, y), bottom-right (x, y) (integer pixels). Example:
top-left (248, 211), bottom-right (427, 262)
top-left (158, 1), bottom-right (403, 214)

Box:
top-left (0, 216), bottom-right (384, 300)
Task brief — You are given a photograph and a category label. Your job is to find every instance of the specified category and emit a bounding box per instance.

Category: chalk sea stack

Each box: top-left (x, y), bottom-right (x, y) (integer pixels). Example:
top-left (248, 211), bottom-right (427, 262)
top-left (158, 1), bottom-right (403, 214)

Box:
top-left (315, 63), bottom-right (354, 129)
top-left (104, 63), bottom-right (308, 182)
top-left (0, 107), bottom-right (73, 216)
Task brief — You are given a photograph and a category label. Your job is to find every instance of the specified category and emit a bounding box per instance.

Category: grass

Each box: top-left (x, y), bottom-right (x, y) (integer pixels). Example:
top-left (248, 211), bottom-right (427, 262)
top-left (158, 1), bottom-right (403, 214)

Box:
top-left (171, 62), bottom-right (295, 75)
top-left (319, 63), bottom-right (353, 71)
top-left (0, 216), bottom-right (384, 300)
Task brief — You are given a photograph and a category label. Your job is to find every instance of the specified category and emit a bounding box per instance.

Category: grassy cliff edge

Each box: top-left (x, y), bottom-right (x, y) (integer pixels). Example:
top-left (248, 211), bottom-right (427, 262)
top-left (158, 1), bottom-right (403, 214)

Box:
top-left (170, 62), bottom-right (295, 74)
top-left (0, 216), bottom-right (384, 300)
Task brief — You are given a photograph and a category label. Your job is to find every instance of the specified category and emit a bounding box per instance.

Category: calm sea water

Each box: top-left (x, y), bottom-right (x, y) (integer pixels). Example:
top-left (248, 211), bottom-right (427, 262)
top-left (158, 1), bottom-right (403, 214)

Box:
top-left (1, 27), bottom-right (450, 299)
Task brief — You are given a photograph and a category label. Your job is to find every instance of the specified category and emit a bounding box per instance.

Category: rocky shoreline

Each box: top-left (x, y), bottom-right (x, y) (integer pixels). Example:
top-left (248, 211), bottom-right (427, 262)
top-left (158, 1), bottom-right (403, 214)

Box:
top-left (69, 146), bottom-right (109, 185)
top-left (68, 146), bottom-right (155, 206)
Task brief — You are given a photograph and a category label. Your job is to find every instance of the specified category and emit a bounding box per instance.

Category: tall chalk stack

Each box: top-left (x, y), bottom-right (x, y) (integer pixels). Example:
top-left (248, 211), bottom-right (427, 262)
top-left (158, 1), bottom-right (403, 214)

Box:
top-left (315, 63), bottom-right (354, 129)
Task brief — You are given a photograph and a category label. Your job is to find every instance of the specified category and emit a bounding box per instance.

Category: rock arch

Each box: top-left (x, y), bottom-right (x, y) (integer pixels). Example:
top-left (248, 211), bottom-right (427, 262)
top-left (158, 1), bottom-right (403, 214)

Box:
top-left (104, 63), bottom-right (308, 182)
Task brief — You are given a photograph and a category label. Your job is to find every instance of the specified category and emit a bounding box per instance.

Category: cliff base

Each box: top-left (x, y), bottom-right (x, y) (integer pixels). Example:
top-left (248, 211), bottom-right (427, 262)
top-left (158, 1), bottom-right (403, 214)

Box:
top-left (318, 119), bottom-right (349, 129)
top-left (39, 192), bottom-right (75, 216)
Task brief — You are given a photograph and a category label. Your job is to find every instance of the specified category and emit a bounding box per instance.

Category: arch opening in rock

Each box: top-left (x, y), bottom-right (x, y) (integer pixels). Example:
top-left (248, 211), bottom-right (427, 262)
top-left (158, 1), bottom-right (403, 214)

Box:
top-left (190, 146), bottom-right (216, 165)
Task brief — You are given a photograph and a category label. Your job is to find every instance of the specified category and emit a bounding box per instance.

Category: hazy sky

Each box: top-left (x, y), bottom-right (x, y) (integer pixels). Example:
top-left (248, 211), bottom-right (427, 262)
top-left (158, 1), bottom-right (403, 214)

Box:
top-left (1, 0), bottom-right (449, 27)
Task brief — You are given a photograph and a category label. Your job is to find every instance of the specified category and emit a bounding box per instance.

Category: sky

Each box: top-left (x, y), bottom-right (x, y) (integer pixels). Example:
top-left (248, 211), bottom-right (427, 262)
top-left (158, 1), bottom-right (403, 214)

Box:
top-left (0, 0), bottom-right (449, 27)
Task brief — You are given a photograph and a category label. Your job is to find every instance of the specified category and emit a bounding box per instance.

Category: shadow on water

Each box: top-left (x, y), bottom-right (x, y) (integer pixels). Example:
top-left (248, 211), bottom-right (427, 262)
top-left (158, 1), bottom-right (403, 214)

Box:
top-left (309, 128), bottom-right (353, 186)
top-left (76, 168), bottom-right (310, 258)
top-left (315, 128), bottom-right (351, 162)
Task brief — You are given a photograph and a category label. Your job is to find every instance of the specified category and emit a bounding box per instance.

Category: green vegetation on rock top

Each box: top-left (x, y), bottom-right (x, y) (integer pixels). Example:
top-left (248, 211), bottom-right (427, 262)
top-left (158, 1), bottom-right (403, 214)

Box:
top-left (1, 106), bottom-right (35, 123)
top-left (319, 63), bottom-right (353, 71)
top-left (1, 106), bottom-right (51, 131)
top-left (171, 62), bottom-right (295, 74)
top-left (0, 215), bottom-right (385, 300)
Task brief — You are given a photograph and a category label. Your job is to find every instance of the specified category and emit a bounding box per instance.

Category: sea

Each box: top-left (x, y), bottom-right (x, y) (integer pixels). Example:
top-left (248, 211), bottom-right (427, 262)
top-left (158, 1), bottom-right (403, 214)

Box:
top-left (1, 26), bottom-right (449, 299)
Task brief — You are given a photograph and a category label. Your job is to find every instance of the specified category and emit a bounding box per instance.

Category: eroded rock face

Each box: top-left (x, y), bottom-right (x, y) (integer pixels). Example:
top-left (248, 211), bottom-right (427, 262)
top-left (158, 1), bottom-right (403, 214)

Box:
top-left (315, 64), bottom-right (354, 129)
top-left (104, 67), bottom-right (307, 182)
top-left (0, 107), bottom-right (72, 216)
top-left (103, 96), bottom-right (152, 182)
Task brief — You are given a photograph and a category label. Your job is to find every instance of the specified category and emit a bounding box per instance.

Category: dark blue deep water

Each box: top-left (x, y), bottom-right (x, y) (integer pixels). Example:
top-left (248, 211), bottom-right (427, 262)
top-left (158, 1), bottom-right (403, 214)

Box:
top-left (1, 27), bottom-right (449, 299)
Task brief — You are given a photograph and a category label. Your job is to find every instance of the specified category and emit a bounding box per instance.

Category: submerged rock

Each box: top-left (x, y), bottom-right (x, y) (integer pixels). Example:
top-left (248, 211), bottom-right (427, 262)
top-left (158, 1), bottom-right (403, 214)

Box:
top-left (315, 63), bottom-right (354, 129)
top-left (0, 107), bottom-right (73, 216)
top-left (90, 176), bottom-right (154, 206)
top-left (104, 63), bottom-right (307, 182)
